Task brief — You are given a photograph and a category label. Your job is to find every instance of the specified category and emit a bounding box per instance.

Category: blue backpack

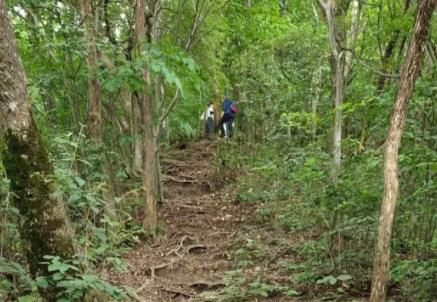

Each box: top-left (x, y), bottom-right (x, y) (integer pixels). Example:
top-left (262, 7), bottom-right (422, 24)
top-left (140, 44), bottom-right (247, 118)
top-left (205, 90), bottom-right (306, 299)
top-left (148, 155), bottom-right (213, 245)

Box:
top-left (223, 99), bottom-right (237, 115)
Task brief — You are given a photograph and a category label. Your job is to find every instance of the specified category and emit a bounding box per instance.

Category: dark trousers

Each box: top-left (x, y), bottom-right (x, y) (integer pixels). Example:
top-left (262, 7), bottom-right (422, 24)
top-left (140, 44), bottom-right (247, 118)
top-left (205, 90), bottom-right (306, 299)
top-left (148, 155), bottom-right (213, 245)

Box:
top-left (205, 117), bottom-right (214, 138)
top-left (220, 113), bottom-right (234, 137)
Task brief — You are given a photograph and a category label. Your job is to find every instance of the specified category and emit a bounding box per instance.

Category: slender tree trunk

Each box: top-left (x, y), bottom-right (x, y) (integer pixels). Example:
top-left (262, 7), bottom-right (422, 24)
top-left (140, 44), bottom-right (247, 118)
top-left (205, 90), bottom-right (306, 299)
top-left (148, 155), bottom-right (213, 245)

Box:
top-left (133, 0), bottom-right (158, 235)
top-left (132, 94), bottom-right (144, 176)
top-left (80, 0), bottom-right (102, 139)
top-left (344, 0), bottom-right (360, 79)
top-left (319, 0), bottom-right (345, 184)
top-left (332, 53), bottom-right (345, 184)
top-left (370, 1), bottom-right (437, 301)
top-left (319, 0), bottom-right (361, 184)
top-left (311, 66), bottom-right (323, 137)
top-left (0, 2), bottom-right (76, 300)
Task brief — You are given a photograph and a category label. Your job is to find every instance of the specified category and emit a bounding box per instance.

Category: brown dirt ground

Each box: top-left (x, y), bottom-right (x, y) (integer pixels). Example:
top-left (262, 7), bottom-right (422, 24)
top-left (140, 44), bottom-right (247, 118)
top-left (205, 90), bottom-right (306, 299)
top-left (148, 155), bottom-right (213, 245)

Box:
top-left (106, 140), bottom-right (259, 302)
top-left (106, 140), bottom-right (368, 302)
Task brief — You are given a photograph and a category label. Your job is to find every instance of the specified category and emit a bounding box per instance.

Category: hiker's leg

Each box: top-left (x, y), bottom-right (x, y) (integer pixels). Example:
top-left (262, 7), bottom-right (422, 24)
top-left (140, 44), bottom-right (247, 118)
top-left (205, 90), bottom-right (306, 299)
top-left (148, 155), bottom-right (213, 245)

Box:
top-left (207, 117), bottom-right (214, 138)
top-left (228, 120), bottom-right (234, 137)
top-left (219, 117), bottom-right (226, 137)
top-left (204, 121), bottom-right (208, 138)
top-left (223, 122), bottom-right (228, 138)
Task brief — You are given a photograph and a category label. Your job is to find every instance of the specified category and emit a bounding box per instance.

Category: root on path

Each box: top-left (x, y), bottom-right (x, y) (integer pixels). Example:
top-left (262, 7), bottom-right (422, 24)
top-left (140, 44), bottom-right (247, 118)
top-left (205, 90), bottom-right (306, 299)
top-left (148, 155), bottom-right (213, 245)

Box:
top-left (106, 140), bottom-right (254, 301)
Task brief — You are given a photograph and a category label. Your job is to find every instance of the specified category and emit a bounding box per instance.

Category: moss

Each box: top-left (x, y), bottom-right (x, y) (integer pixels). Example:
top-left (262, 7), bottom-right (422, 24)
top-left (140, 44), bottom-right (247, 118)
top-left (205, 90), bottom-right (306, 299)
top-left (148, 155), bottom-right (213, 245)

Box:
top-left (2, 115), bottom-right (75, 301)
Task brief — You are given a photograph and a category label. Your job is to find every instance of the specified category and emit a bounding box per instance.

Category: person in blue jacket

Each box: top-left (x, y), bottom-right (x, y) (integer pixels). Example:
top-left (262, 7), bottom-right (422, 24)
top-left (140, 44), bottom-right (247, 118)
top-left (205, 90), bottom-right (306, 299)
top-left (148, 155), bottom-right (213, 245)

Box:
top-left (220, 98), bottom-right (238, 138)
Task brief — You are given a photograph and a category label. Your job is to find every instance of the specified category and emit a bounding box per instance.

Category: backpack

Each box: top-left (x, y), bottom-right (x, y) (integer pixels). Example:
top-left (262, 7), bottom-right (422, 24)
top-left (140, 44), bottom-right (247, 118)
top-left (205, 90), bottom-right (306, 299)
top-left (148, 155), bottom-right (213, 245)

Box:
top-left (223, 99), bottom-right (232, 114)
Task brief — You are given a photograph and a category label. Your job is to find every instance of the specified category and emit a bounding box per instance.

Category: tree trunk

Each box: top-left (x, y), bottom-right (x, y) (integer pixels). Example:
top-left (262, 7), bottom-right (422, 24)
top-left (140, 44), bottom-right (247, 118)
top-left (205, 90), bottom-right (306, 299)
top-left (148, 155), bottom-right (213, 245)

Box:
top-left (133, 0), bottom-right (158, 235)
top-left (132, 94), bottom-right (144, 176)
top-left (344, 0), bottom-right (360, 79)
top-left (0, 2), bottom-right (76, 300)
top-left (311, 66), bottom-right (323, 137)
top-left (319, 0), bottom-right (346, 184)
top-left (331, 52), bottom-right (345, 184)
top-left (370, 1), bottom-right (437, 301)
top-left (138, 87), bottom-right (158, 234)
top-left (80, 0), bottom-right (102, 139)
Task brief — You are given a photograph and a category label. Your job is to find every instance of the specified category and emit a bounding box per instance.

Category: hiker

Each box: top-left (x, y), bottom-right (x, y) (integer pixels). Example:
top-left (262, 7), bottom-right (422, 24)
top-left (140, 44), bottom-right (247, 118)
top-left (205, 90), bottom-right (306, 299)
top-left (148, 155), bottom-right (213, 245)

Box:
top-left (220, 98), bottom-right (238, 138)
top-left (201, 102), bottom-right (215, 139)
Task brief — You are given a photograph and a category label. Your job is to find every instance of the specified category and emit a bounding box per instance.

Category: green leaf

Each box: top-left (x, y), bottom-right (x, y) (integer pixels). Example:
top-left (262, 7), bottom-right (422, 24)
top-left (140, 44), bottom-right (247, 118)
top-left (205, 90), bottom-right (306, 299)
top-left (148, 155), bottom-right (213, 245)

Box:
top-left (18, 296), bottom-right (37, 302)
top-left (337, 274), bottom-right (352, 281)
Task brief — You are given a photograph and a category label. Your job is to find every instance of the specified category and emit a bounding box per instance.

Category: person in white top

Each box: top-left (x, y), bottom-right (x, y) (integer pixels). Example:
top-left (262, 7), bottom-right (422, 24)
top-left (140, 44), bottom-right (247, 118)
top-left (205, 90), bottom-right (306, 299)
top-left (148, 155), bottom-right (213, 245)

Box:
top-left (201, 102), bottom-right (215, 139)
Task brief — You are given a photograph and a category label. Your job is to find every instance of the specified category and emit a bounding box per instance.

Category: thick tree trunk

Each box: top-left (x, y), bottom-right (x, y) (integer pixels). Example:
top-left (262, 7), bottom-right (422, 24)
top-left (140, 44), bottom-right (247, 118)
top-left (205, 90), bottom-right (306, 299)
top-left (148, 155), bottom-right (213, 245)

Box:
top-left (0, 2), bottom-right (76, 300)
top-left (370, 1), bottom-right (437, 301)
top-left (80, 0), bottom-right (102, 139)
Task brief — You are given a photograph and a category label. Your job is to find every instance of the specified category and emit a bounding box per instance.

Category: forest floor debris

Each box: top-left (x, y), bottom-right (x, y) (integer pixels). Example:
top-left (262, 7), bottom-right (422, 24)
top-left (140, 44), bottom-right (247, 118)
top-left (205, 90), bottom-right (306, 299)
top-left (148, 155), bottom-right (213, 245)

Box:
top-left (107, 140), bottom-right (373, 301)
top-left (107, 140), bottom-right (260, 301)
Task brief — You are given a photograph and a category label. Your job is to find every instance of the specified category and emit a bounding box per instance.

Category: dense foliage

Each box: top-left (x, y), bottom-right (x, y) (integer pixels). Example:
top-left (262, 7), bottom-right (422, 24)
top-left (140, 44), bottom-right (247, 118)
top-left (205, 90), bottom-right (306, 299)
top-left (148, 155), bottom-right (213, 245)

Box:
top-left (0, 0), bottom-right (435, 301)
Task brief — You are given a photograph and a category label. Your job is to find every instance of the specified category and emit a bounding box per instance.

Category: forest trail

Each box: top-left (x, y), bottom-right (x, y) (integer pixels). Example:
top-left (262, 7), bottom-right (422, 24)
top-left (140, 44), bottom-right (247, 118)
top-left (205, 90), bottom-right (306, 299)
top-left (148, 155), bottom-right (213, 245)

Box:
top-left (107, 140), bottom-right (257, 301)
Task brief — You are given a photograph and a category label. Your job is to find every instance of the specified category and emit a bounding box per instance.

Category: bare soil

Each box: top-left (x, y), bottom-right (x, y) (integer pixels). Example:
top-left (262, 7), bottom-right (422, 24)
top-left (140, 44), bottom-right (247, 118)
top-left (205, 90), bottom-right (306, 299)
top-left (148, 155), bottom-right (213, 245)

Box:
top-left (107, 140), bottom-right (258, 301)
top-left (106, 140), bottom-right (372, 302)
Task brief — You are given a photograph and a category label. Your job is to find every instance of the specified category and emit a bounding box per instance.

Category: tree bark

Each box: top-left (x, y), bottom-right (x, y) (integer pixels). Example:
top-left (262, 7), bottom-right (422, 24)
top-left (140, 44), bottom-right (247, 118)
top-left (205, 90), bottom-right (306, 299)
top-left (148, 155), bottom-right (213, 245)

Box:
top-left (319, 0), bottom-right (346, 184)
top-left (133, 0), bottom-right (158, 235)
top-left (370, 1), bottom-right (437, 301)
top-left (0, 2), bottom-right (76, 300)
top-left (311, 66), bottom-right (323, 137)
top-left (344, 0), bottom-right (360, 79)
top-left (80, 0), bottom-right (102, 139)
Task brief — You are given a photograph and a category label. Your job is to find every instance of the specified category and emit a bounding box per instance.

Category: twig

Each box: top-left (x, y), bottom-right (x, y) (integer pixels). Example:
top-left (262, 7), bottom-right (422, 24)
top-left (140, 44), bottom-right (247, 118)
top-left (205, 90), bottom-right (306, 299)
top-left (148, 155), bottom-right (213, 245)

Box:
top-left (136, 279), bottom-right (153, 295)
top-left (149, 258), bottom-right (182, 280)
top-left (166, 235), bottom-right (193, 256)
top-left (356, 59), bottom-right (400, 78)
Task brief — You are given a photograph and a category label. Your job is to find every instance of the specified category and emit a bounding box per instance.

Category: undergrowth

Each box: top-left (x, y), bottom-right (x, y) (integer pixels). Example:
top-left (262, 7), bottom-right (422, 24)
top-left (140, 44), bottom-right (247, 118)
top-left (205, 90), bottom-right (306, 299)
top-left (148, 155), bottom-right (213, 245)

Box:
top-left (213, 135), bottom-right (436, 301)
top-left (0, 132), bottom-right (143, 301)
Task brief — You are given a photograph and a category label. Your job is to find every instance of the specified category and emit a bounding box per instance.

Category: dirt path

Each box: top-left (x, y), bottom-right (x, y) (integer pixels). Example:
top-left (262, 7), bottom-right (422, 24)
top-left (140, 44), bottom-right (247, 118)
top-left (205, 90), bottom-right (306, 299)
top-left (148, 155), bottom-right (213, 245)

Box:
top-left (108, 140), bottom-right (254, 301)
